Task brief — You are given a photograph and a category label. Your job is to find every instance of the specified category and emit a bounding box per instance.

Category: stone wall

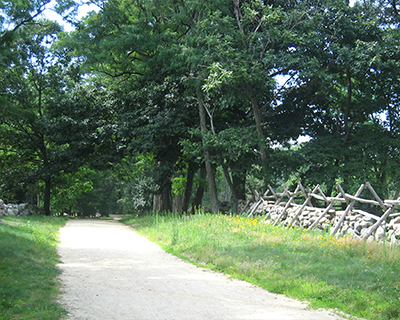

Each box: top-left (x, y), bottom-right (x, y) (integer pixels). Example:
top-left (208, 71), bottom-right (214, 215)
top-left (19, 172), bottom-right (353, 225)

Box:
top-left (241, 200), bottom-right (400, 244)
top-left (0, 199), bottom-right (31, 217)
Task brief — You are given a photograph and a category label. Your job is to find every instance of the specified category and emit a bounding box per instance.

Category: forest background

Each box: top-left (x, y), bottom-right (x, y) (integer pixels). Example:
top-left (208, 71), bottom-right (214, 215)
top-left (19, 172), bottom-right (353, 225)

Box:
top-left (1, 0), bottom-right (400, 217)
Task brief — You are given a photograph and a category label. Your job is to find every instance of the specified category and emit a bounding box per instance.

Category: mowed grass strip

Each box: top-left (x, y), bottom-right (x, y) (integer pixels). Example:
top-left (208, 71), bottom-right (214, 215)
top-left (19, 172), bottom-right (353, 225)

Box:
top-left (122, 213), bottom-right (400, 320)
top-left (0, 216), bottom-right (68, 320)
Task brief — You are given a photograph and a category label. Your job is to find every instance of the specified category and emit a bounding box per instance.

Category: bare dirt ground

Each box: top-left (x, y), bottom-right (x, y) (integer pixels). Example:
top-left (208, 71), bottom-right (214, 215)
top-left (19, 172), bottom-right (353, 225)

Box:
top-left (57, 218), bottom-right (348, 320)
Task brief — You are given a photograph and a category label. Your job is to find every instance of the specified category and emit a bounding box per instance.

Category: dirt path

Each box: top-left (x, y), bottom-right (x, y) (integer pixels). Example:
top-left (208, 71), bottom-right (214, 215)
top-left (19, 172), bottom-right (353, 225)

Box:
top-left (57, 219), bottom-right (347, 320)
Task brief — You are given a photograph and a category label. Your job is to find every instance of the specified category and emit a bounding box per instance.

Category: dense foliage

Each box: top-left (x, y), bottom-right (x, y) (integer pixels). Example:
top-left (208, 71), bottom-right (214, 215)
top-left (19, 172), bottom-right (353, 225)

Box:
top-left (1, 0), bottom-right (399, 215)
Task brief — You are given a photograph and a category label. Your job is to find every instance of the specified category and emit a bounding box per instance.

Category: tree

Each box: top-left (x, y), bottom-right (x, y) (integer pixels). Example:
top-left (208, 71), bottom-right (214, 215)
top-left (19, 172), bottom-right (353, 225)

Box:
top-left (1, 20), bottom-right (69, 214)
top-left (117, 77), bottom-right (198, 212)
top-left (1, 0), bottom-right (55, 110)
top-left (0, 0), bottom-right (53, 51)
top-left (0, 18), bottom-right (122, 214)
top-left (63, 0), bottom-right (223, 212)
top-left (271, 0), bottom-right (400, 197)
top-left (46, 0), bottom-right (400, 214)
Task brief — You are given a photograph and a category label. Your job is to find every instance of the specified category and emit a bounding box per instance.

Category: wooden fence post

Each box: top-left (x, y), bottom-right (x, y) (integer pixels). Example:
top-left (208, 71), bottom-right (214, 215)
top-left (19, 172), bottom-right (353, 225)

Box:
top-left (297, 182), bottom-right (310, 204)
top-left (366, 182), bottom-right (386, 210)
top-left (362, 206), bottom-right (396, 240)
top-left (336, 183), bottom-right (349, 205)
top-left (308, 202), bottom-right (335, 230)
top-left (331, 184), bottom-right (365, 235)
top-left (247, 189), bottom-right (269, 217)
top-left (273, 184), bottom-right (299, 226)
top-left (289, 185), bottom-right (318, 226)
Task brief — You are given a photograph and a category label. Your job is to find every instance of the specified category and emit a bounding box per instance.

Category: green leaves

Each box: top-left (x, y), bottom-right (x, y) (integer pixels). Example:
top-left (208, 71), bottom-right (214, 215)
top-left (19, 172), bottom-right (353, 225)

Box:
top-left (202, 62), bottom-right (233, 93)
top-left (3, 0), bottom-right (400, 213)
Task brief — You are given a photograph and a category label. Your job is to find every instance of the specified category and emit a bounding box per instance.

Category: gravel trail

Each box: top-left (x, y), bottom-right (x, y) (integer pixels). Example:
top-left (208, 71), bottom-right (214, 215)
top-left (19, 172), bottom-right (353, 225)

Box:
top-left (57, 218), bottom-right (347, 320)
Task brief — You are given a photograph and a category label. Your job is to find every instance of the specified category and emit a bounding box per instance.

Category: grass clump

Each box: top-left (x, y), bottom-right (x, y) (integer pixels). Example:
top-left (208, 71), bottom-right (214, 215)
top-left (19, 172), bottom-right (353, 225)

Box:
top-left (0, 216), bottom-right (68, 320)
top-left (121, 212), bottom-right (400, 320)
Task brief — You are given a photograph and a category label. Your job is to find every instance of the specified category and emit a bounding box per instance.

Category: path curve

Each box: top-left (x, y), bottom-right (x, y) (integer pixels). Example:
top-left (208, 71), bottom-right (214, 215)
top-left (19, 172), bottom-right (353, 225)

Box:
top-left (57, 219), bottom-right (347, 320)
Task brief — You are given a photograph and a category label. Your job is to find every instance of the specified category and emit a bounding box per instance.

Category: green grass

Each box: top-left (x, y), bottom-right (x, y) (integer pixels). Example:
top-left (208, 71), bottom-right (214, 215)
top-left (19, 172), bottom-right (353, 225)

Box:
top-left (121, 212), bottom-right (400, 320)
top-left (0, 216), bottom-right (68, 320)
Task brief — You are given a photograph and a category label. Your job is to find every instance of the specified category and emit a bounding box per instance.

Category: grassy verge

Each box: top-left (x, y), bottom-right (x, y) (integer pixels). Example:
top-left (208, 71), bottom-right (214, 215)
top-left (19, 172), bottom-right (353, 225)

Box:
top-left (121, 212), bottom-right (400, 320)
top-left (0, 216), bottom-right (68, 320)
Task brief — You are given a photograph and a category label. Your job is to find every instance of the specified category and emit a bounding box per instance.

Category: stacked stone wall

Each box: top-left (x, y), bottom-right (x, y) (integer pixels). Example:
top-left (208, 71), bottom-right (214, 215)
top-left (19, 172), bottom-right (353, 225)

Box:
top-left (0, 199), bottom-right (31, 217)
top-left (242, 200), bottom-right (400, 244)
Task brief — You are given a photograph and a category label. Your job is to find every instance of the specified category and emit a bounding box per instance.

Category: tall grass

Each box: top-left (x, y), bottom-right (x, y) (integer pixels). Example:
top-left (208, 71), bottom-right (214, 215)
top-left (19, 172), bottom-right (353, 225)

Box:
top-left (0, 216), bottom-right (68, 320)
top-left (122, 212), bottom-right (400, 320)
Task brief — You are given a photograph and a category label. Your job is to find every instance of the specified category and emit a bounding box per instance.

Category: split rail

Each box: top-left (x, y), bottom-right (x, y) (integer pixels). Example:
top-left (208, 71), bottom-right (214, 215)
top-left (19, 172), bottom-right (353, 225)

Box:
top-left (244, 182), bottom-right (400, 240)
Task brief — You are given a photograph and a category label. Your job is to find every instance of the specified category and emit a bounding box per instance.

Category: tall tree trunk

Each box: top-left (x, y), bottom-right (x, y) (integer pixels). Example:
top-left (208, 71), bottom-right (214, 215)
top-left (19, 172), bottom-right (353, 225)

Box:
top-left (153, 194), bottom-right (161, 212)
top-left (220, 161), bottom-right (238, 213)
top-left (173, 194), bottom-right (184, 214)
top-left (44, 178), bottom-right (51, 216)
top-left (152, 162), bottom-right (173, 212)
top-left (40, 133), bottom-right (51, 216)
top-left (182, 162), bottom-right (196, 213)
top-left (229, 163), bottom-right (246, 214)
top-left (248, 90), bottom-right (267, 163)
top-left (232, 171), bottom-right (246, 201)
top-left (172, 164), bottom-right (196, 214)
top-left (153, 185), bottom-right (172, 212)
top-left (196, 85), bottom-right (219, 213)
top-left (192, 166), bottom-right (206, 211)
top-left (172, 172), bottom-right (184, 214)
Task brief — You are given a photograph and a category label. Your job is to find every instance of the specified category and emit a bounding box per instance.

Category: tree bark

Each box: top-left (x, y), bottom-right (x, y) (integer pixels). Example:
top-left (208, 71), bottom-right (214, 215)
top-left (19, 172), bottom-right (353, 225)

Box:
top-left (153, 194), bottom-right (162, 212)
top-left (192, 166), bottom-right (206, 211)
top-left (153, 185), bottom-right (172, 212)
top-left (232, 171), bottom-right (246, 201)
top-left (221, 161), bottom-right (237, 212)
top-left (248, 91), bottom-right (268, 163)
top-left (196, 84), bottom-right (219, 213)
top-left (44, 178), bottom-right (51, 216)
top-left (182, 162), bottom-right (196, 213)
top-left (173, 194), bottom-right (184, 214)
top-left (152, 162), bottom-right (173, 212)
top-left (229, 164), bottom-right (246, 214)
top-left (39, 130), bottom-right (51, 216)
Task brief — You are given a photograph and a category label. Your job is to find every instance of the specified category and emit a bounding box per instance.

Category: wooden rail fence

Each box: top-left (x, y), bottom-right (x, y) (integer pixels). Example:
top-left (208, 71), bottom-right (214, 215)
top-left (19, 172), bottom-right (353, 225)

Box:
top-left (244, 182), bottom-right (400, 241)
